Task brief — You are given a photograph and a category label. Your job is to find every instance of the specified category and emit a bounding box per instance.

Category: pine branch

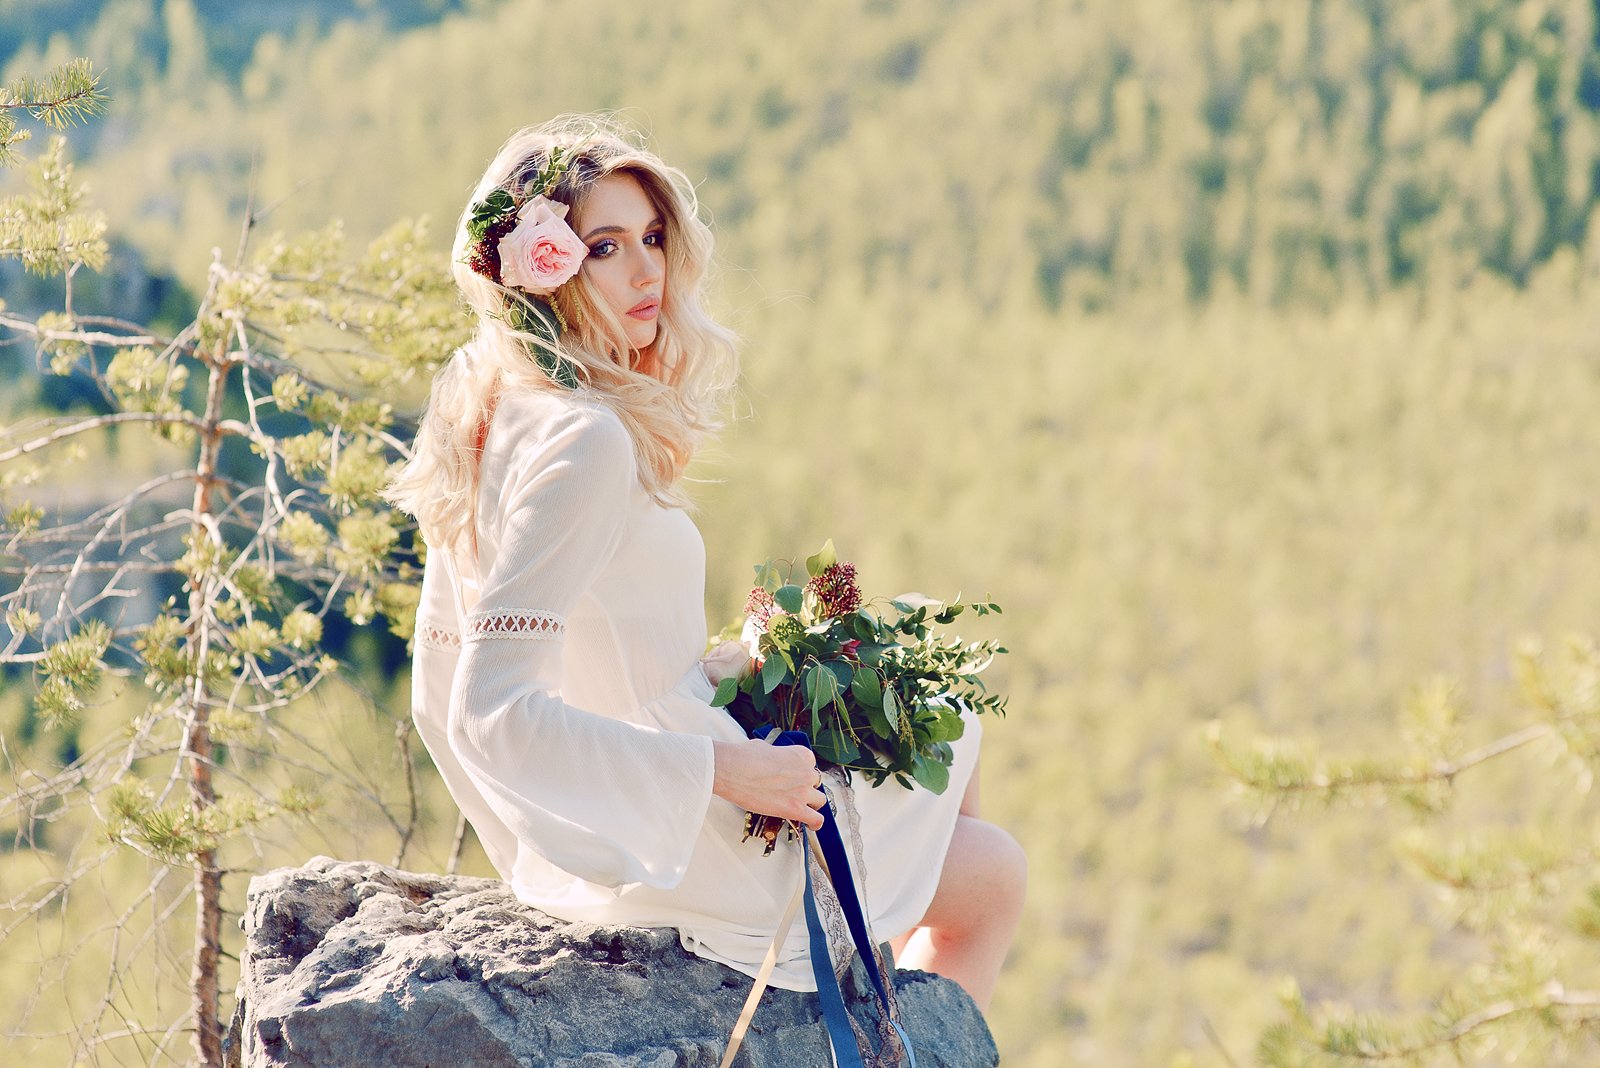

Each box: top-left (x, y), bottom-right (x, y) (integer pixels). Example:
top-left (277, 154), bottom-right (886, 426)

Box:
top-left (1401, 828), bottom-right (1599, 896)
top-left (0, 59), bottom-right (107, 127)
top-left (1208, 721), bottom-right (1554, 800)
top-left (1315, 984), bottom-right (1600, 1062)
top-left (0, 139), bottom-right (109, 273)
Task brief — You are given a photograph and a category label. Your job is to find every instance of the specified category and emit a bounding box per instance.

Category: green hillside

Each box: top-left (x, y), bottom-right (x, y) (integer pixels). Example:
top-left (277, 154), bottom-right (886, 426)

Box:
top-left (9, 0), bottom-right (1600, 305)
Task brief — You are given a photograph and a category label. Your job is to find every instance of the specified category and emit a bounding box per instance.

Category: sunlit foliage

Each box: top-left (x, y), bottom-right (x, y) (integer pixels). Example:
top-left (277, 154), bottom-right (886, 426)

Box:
top-left (1, 3), bottom-right (1598, 1066)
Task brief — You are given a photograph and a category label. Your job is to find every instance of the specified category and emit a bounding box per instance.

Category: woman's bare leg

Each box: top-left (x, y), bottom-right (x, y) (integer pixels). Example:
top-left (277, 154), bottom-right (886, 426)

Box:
top-left (889, 765), bottom-right (1027, 1011)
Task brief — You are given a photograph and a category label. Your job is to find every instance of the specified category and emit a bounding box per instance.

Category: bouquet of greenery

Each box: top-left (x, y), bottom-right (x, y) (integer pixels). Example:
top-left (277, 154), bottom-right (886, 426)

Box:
top-left (711, 542), bottom-right (1007, 850)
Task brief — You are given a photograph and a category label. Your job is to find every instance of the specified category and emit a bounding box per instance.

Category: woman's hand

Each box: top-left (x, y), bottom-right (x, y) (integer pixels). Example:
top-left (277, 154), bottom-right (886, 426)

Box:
top-left (711, 739), bottom-right (827, 831)
top-left (699, 639), bottom-right (752, 687)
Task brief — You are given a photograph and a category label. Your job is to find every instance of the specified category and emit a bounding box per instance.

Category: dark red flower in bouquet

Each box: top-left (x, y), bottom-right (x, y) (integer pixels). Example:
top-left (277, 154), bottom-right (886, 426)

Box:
top-left (744, 586), bottom-right (778, 629)
top-left (806, 562), bottom-right (861, 618)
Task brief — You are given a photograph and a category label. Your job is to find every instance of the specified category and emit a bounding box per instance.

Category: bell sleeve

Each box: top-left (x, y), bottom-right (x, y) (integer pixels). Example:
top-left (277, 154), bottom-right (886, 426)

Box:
top-left (441, 405), bottom-right (717, 891)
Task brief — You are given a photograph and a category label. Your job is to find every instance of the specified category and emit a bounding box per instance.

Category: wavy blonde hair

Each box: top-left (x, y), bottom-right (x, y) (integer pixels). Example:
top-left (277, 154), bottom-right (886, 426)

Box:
top-left (386, 117), bottom-right (739, 555)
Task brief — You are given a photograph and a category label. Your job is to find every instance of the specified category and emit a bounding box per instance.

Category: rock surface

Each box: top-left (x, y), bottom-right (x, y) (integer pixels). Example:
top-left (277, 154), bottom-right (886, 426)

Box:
top-left (225, 856), bottom-right (998, 1067)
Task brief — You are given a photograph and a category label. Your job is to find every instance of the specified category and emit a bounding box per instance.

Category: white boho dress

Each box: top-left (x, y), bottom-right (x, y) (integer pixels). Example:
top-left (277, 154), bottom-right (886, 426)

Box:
top-left (409, 384), bottom-right (981, 991)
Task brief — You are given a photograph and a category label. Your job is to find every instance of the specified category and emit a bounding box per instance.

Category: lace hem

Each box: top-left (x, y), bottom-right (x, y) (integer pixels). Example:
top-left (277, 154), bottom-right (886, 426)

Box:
top-left (415, 618), bottom-right (462, 652)
top-left (464, 608), bottom-right (565, 641)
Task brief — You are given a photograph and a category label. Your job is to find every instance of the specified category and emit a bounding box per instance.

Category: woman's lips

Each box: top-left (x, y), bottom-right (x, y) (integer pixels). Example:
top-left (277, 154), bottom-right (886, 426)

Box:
top-left (627, 298), bottom-right (660, 320)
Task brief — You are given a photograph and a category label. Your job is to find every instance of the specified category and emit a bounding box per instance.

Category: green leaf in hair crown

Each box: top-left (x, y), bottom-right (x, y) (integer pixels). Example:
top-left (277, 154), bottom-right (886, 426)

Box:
top-left (507, 298), bottom-right (578, 389)
top-left (467, 189), bottom-right (515, 244)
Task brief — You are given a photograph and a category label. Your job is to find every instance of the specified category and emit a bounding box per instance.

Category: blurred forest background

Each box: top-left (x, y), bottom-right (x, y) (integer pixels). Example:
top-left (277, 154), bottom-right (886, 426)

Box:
top-left (3, 0), bottom-right (1600, 1065)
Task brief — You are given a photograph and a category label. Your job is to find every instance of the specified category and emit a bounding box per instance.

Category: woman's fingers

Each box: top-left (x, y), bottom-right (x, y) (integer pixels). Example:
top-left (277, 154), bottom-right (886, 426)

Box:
top-left (711, 739), bottom-right (829, 830)
top-left (787, 746), bottom-right (828, 828)
top-left (773, 743), bottom-right (823, 824)
top-left (792, 783), bottom-right (827, 829)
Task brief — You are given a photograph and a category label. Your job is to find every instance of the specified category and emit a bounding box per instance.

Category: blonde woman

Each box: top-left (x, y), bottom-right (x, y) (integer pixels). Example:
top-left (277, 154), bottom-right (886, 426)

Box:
top-left (386, 118), bottom-right (1025, 1016)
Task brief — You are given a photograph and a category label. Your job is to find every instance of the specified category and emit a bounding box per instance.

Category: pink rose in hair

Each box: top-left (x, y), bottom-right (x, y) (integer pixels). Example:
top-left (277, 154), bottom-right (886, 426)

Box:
top-left (497, 195), bottom-right (588, 294)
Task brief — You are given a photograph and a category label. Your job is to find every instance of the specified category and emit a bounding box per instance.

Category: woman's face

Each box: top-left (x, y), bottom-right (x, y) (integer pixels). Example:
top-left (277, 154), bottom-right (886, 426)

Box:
top-left (575, 173), bottom-right (666, 353)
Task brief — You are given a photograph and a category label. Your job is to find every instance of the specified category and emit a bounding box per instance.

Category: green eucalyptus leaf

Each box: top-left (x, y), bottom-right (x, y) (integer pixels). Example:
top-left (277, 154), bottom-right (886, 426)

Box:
top-left (806, 664), bottom-right (841, 714)
top-left (819, 730), bottom-right (859, 766)
top-left (850, 667), bottom-right (883, 708)
top-left (761, 654), bottom-right (787, 695)
top-left (774, 585), bottom-right (804, 614)
top-left (851, 612), bottom-right (877, 643)
top-left (805, 539), bottom-right (838, 578)
top-left (882, 686), bottom-right (902, 732)
top-left (824, 659), bottom-right (853, 694)
top-left (927, 709), bottom-right (966, 742)
top-left (910, 751), bottom-right (950, 794)
top-left (813, 728), bottom-right (837, 761)
top-left (754, 560), bottom-right (782, 591)
top-left (711, 676), bottom-right (739, 708)
top-left (863, 697), bottom-right (893, 738)
top-left (856, 642), bottom-right (891, 667)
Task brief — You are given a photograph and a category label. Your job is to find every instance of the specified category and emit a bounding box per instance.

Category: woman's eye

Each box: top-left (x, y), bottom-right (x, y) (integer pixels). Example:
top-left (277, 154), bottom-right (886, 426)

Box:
top-left (644, 230), bottom-right (665, 248)
top-left (590, 240), bottom-right (617, 258)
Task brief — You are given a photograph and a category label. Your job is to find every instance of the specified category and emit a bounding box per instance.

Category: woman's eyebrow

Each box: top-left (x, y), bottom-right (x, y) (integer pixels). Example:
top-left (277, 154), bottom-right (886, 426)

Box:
top-left (581, 216), bottom-right (665, 242)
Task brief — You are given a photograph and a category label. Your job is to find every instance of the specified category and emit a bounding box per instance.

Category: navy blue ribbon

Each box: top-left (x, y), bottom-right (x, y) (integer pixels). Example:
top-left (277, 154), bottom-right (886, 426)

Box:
top-left (764, 728), bottom-right (917, 1067)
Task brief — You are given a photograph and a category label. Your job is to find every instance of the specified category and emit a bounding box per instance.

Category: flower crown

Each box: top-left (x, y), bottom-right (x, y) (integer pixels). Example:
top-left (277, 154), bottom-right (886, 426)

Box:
top-left (464, 147), bottom-right (587, 387)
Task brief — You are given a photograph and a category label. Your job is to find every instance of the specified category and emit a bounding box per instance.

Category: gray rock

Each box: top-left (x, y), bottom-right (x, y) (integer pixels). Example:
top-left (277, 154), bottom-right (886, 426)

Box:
top-left (225, 856), bottom-right (997, 1067)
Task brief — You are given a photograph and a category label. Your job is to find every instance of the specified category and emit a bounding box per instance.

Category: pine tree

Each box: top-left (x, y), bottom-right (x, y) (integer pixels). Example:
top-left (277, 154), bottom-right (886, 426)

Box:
top-left (0, 58), bottom-right (108, 272)
top-left (1210, 636), bottom-right (1600, 1065)
top-left (0, 60), bottom-right (466, 1067)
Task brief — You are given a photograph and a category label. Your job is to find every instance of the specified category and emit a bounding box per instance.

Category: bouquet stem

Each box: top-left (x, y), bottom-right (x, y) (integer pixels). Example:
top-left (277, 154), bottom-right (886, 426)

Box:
top-left (743, 812), bottom-right (796, 856)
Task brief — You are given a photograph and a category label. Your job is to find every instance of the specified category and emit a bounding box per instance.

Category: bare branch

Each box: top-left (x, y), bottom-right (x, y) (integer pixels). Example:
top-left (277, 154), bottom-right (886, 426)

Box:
top-left (1442, 724), bottom-right (1554, 780)
top-left (0, 309), bottom-right (159, 348)
top-left (393, 720), bottom-right (419, 867)
top-left (0, 412), bottom-right (207, 464)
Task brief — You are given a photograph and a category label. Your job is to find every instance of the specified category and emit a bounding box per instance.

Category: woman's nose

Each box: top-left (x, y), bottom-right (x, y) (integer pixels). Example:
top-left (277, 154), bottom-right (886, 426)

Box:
top-left (632, 246), bottom-right (663, 287)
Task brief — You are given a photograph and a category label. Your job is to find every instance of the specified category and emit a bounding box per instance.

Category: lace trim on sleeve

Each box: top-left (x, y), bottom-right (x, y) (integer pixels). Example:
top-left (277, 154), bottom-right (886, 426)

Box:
top-left (464, 609), bottom-right (565, 642)
top-left (415, 618), bottom-right (462, 652)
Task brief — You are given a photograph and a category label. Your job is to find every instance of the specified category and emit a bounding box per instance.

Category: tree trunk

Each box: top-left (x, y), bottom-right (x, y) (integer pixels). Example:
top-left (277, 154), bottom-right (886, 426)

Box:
top-left (187, 331), bottom-right (232, 1068)
top-left (190, 824), bottom-right (223, 1064)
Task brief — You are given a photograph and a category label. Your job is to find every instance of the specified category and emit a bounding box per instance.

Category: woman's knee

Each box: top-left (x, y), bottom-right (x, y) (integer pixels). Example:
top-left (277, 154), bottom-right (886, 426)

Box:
top-left (928, 816), bottom-right (1027, 932)
top-left (975, 819), bottom-right (1028, 919)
